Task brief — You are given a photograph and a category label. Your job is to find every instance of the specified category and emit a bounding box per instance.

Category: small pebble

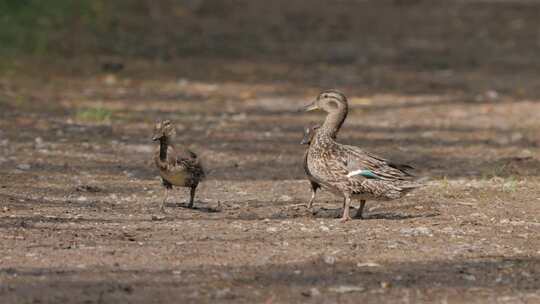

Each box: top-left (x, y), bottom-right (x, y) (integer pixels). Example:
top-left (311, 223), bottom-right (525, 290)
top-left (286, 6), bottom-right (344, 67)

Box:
top-left (152, 215), bottom-right (166, 221)
top-left (16, 164), bottom-right (31, 170)
top-left (328, 285), bottom-right (365, 293)
top-left (323, 255), bottom-right (336, 265)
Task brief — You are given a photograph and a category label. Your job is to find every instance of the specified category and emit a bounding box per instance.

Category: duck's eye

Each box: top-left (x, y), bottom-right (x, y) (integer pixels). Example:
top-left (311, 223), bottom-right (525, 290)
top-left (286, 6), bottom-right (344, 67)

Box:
top-left (323, 94), bottom-right (328, 98)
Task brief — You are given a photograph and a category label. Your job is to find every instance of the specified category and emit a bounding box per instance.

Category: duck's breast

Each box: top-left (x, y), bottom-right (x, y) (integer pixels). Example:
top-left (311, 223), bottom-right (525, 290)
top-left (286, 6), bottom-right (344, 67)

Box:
top-left (160, 169), bottom-right (188, 186)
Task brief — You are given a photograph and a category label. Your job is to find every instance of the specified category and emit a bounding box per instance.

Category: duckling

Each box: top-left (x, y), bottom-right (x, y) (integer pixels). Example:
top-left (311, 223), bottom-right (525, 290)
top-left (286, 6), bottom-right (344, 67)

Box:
top-left (301, 90), bottom-right (422, 222)
top-left (301, 125), bottom-right (321, 209)
top-left (152, 120), bottom-right (205, 212)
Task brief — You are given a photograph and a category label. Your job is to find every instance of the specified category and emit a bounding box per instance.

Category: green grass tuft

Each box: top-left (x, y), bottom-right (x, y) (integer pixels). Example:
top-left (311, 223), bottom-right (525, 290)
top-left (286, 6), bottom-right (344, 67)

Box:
top-left (75, 107), bottom-right (112, 123)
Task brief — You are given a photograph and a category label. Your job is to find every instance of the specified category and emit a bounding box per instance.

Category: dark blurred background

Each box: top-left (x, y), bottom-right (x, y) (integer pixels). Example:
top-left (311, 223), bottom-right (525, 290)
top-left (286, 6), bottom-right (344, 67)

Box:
top-left (2, 0), bottom-right (540, 96)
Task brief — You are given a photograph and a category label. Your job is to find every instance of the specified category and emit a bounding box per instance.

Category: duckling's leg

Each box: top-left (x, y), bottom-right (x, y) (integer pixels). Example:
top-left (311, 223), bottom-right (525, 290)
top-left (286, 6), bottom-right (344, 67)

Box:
top-left (160, 179), bottom-right (172, 213)
top-left (307, 182), bottom-right (319, 209)
top-left (354, 200), bottom-right (367, 219)
top-left (341, 195), bottom-right (352, 222)
top-left (160, 188), bottom-right (169, 213)
top-left (188, 185), bottom-right (197, 208)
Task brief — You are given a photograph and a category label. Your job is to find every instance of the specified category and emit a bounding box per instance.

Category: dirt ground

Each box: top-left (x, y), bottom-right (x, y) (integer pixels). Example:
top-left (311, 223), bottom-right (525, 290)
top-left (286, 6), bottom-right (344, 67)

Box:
top-left (1, 1), bottom-right (540, 303)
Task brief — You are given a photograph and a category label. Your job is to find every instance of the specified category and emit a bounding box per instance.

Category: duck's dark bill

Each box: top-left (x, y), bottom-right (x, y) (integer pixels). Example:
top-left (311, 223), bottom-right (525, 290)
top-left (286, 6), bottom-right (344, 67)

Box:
top-left (300, 101), bottom-right (318, 112)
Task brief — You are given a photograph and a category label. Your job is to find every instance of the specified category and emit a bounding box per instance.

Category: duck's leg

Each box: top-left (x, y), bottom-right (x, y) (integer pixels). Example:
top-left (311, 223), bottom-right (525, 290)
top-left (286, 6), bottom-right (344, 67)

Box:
top-left (341, 195), bottom-right (352, 222)
top-left (188, 185), bottom-right (197, 208)
top-left (306, 182), bottom-right (319, 209)
top-left (354, 200), bottom-right (367, 219)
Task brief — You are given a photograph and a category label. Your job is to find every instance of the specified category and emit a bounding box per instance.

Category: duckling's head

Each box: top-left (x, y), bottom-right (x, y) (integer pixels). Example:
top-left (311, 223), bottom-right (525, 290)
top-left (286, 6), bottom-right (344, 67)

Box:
top-left (152, 120), bottom-right (176, 141)
top-left (302, 90), bottom-right (348, 114)
top-left (301, 125), bottom-right (320, 145)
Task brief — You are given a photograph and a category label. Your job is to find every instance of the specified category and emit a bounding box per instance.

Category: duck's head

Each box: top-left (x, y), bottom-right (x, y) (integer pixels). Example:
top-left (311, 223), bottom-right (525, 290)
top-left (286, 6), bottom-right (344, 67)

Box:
top-left (152, 120), bottom-right (176, 141)
top-left (301, 90), bottom-right (348, 114)
top-left (300, 125), bottom-right (320, 145)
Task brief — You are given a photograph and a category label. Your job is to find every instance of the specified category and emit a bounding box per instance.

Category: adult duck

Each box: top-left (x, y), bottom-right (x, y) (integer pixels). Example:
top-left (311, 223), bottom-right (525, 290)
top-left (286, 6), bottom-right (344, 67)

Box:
top-left (301, 90), bottom-right (422, 221)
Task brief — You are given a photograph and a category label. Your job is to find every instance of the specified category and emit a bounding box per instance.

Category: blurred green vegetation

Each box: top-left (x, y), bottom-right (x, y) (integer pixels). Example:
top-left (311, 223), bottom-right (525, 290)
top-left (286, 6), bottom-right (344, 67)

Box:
top-left (75, 106), bottom-right (113, 123)
top-left (0, 0), bottom-right (213, 59)
top-left (0, 0), bottom-right (106, 56)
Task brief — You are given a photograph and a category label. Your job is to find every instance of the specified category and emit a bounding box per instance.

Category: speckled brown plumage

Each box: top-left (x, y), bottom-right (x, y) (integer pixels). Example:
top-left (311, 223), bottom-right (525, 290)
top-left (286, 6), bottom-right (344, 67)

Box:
top-left (152, 120), bottom-right (205, 212)
top-left (302, 90), bottom-right (422, 221)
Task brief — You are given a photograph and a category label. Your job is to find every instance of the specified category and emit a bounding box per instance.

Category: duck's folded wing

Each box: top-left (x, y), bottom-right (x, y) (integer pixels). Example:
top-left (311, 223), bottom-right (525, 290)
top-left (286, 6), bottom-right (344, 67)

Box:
top-left (343, 145), bottom-right (414, 181)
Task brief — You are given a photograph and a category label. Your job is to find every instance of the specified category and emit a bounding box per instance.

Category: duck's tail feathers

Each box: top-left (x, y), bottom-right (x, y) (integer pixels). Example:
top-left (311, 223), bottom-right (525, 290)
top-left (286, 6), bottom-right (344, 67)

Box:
top-left (402, 176), bottom-right (430, 189)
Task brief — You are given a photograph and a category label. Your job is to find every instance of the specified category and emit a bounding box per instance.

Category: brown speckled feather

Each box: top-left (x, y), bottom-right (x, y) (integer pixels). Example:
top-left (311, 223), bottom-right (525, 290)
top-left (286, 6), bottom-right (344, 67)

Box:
top-left (154, 145), bottom-right (205, 188)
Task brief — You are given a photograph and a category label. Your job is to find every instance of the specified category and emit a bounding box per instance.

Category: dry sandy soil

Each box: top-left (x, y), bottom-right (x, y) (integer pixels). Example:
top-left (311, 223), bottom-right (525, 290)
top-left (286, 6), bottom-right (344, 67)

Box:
top-left (1, 1), bottom-right (540, 303)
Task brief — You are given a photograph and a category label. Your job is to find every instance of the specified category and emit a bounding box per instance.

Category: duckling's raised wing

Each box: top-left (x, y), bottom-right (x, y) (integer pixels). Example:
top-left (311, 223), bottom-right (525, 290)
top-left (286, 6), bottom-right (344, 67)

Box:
top-left (342, 145), bottom-right (414, 181)
top-left (173, 148), bottom-right (206, 180)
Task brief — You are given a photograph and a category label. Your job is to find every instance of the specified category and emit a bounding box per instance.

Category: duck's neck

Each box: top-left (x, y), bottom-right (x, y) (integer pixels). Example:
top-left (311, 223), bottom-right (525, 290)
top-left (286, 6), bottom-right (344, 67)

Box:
top-left (159, 137), bottom-right (169, 161)
top-left (319, 108), bottom-right (347, 139)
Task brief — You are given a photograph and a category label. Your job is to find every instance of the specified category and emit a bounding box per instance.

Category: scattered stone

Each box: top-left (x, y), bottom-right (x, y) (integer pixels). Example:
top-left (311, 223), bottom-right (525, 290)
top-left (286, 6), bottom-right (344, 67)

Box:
top-left (320, 225), bottom-right (330, 232)
top-left (103, 74), bottom-right (117, 86)
top-left (400, 227), bottom-right (433, 237)
top-left (76, 185), bottom-right (102, 193)
top-left (34, 137), bottom-right (45, 148)
top-left (279, 195), bottom-right (292, 202)
top-left (456, 201), bottom-right (475, 207)
top-left (357, 262), bottom-right (382, 268)
top-left (463, 274), bottom-right (476, 281)
top-left (323, 255), bottom-right (336, 265)
top-left (302, 287), bottom-right (321, 297)
top-left (328, 285), bottom-right (365, 293)
top-left (231, 113), bottom-right (247, 121)
top-left (485, 90), bottom-right (499, 101)
top-left (510, 132), bottom-right (523, 143)
top-left (266, 227), bottom-right (278, 232)
top-left (77, 196), bottom-right (88, 202)
top-left (380, 281), bottom-right (391, 288)
top-left (214, 288), bottom-right (234, 299)
top-left (152, 215), bottom-right (166, 221)
top-left (16, 164), bottom-right (31, 171)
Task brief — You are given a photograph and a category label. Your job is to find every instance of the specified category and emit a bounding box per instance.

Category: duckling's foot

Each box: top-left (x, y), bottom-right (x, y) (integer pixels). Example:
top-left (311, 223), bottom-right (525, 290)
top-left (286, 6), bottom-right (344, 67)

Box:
top-left (160, 205), bottom-right (168, 213)
top-left (188, 186), bottom-right (196, 209)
